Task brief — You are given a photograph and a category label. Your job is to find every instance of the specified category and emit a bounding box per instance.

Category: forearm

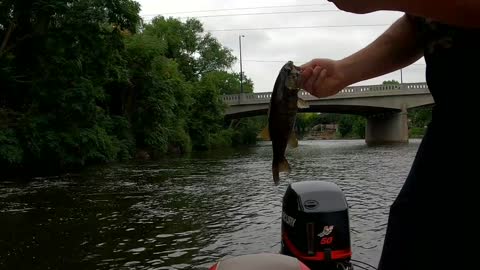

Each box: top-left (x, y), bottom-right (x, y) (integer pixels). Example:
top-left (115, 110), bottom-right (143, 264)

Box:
top-left (338, 15), bottom-right (423, 85)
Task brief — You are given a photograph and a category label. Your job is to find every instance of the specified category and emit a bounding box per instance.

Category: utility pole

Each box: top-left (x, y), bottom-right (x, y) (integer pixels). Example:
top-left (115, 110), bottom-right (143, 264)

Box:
top-left (239, 35), bottom-right (245, 93)
top-left (400, 68), bottom-right (403, 84)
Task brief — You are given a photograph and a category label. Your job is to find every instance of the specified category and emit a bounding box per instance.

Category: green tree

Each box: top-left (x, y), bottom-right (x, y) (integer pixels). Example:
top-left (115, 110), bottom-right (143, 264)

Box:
top-left (337, 115), bottom-right (366, 138)
top-left (408, 106), bottom-right (433, 137)
top-left (202, 70), bottom-right (262, 146)
top-left (202, 71), bottom-right (254, 95)
top-left (0, 0), bottom-right (141, 171)
top-left (296, 113), bottom-right (321, 135)
top-left (140, 17), bottom-right (240, 151)
top-left (409, 106), bottom-right (433, 128)
top-left (91, 15), bottom-right (245, 155)
top-left (120, 30), bottom-right (193, 155)
top-left (143, 16), bottom-right (236, 81)
top-left (189, 74), bottom-right (227, 150)
top-left (352, 117), bottom-right (366, 138)
top-left (338, 117), bottom-right (353, 137)
top-left (1, 3), bottom-right (264, 174)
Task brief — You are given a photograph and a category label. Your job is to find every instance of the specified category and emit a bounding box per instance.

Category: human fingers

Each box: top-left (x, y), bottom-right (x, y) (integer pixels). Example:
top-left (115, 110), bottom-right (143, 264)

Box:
top-left (313, 69), bottom-right (328, 93)
top-left (299, 67), bottom-right (313, 88)
top-left (303, 68), bottom-right (317, 93)
top-left (304, 66), bottom-right (323, 95)
top-left (313, 69), bottom-right (327, 88)
top-left (309, 66), bottom-right (325, 95)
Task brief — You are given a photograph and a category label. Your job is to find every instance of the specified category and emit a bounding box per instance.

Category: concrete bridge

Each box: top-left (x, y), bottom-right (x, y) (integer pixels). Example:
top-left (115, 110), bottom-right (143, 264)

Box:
top-left (222, 83), bottom-right (434, 145)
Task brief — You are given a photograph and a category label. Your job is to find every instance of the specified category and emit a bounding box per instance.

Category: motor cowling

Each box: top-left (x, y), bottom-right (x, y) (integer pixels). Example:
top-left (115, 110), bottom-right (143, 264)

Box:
top-left (281, 181), bottom-right (352, 269)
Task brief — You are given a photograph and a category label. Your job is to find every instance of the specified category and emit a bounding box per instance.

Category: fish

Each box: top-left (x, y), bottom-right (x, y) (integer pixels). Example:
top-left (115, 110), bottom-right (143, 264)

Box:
top-left (260, 61), bottom-right (309, 184)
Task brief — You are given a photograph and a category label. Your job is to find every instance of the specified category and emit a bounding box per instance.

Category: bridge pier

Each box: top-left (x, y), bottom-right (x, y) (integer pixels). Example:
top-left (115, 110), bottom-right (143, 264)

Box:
top-left (365, 105), bottom-right (409, 146)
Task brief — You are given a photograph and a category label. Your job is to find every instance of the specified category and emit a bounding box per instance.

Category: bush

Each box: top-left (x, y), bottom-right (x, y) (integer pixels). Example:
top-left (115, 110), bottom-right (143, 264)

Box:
top-left (168, 126), bottom-right (192, 154)
top-left (0, 129), bottom-right (23, 166)
top-left (410, 127), bottom-right (426, 138)
top-left (209, 129), bottom-right (234, 149)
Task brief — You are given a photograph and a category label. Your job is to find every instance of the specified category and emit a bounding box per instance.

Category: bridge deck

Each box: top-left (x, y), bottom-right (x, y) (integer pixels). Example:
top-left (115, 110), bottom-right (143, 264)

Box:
top-left (222, 83), bottom-right (430, 106)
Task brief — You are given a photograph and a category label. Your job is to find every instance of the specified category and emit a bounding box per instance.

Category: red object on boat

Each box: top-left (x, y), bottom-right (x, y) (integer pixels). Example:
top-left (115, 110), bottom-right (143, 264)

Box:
top-left (208, 253), bottom-right (311, 270)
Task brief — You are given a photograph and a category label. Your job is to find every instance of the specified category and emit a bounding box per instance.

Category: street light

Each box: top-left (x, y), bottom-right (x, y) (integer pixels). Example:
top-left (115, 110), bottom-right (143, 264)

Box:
top-left (239, 35), bottom-right (245, 94)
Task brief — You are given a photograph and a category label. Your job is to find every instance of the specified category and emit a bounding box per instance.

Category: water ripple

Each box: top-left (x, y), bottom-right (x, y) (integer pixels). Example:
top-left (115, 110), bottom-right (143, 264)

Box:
top-left (0, 140), bottom-right (420, 270)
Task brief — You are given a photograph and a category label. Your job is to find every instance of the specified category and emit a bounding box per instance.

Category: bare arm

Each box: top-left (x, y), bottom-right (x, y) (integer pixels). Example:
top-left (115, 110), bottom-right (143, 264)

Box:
top-left (302, 0), bottom-right (479, 97)
top-left (338, 14), bottom-right (423, 86)
top-left (330, 0), bottom-right (480, 27)
top-left (301, 15), bottom-right (423, 96)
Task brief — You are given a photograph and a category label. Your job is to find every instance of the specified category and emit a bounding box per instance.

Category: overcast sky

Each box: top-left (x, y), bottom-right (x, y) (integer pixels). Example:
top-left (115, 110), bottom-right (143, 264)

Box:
top-left (137, 0), bottom-right (426, 93)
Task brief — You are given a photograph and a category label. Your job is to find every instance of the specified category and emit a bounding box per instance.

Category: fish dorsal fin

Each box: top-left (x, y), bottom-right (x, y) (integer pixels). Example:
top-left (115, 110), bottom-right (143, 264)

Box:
top-left (297, 98), bottom-right (310, 109)
top-left (259, 126), bottom-right (271, 140)
top-left (288, 133), bottom-right (299, 148)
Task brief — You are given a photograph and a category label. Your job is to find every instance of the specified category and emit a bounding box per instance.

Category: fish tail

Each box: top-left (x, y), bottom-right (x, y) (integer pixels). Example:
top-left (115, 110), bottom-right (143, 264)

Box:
top-left (272, 165), bottom-right (280, 184)
top-left (272, 158), bottom-right (291, 184)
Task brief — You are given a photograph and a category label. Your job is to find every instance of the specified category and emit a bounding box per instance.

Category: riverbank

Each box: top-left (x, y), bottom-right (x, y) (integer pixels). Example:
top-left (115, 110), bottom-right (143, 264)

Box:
top-left (301, 126), bottom-right (426, 141)
top-left (303, 130), bottom-right (338, 140)
top-left (2, 125), bottom-right (425, 180)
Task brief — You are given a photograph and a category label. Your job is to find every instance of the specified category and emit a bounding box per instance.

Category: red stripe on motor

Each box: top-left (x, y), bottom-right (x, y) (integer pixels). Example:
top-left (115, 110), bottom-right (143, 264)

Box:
top-left (283, 233), bottom-right (352, 261)
top-left (209, 263), bottom-right (218, 270)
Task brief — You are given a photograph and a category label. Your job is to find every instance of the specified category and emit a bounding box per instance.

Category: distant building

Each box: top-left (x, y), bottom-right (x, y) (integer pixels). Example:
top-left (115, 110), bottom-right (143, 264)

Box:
top-left (312, 124), bottom-right (338, 132)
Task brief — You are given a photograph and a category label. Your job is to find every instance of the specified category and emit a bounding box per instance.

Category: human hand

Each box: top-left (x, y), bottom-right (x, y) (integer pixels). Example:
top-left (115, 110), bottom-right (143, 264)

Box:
top-left (300, 58), bottom-right (348, 98)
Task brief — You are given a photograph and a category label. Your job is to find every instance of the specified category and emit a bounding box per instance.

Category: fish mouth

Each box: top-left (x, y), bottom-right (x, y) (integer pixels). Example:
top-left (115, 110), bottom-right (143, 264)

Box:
top-left (285, 63), bottom-right (302, 90)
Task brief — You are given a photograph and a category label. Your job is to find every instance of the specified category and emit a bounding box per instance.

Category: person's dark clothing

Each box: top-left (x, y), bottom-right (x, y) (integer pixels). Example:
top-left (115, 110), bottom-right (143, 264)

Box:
top-left (378, 16), bottom-right (479, 270)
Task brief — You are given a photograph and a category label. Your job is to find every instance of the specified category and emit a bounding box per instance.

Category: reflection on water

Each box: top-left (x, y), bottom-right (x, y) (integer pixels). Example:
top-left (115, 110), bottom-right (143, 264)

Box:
top-left (0, 140), bottom-right (421, 269)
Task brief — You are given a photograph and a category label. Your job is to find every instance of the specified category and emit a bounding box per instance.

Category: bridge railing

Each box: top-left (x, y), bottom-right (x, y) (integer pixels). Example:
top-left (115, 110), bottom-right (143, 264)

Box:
top-left (222, 82), bottom-right (428, 105)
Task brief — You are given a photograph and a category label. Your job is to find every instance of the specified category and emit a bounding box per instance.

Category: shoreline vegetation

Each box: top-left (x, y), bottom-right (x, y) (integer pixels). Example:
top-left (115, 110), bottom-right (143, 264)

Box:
top-left (0, 1), bottom-right (262, 175)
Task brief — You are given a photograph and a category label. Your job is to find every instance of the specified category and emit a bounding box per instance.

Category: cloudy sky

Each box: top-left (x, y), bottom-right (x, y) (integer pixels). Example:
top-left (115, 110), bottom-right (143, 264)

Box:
top-left (137, 0), bottom-right (427, 93)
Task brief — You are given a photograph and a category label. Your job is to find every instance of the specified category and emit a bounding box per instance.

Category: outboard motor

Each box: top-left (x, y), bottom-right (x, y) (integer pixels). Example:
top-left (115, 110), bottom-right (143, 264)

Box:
top-left (281, 181), bottom-right (352, 270)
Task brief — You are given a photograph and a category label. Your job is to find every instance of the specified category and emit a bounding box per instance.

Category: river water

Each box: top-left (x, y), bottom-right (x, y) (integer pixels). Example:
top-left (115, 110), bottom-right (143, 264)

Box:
top-left (0, 139), bottom-right (421, 270)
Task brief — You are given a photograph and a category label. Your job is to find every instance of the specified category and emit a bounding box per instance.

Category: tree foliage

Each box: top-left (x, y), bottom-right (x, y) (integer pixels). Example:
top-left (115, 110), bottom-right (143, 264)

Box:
top-left (143, 17), bottom-right (235, 82)
top-left (202, 71), bottom-right (254, 95)
top-left (295, 113), bottom-right (366, 139)
top-left (0, 2), bottom-right (255, 173)
top-left (408, 106), bottom-right (433, 137)
top-left (1, 0), bottom-right (141, 172)
top-left (337, 115), bottom-right (366, 138)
